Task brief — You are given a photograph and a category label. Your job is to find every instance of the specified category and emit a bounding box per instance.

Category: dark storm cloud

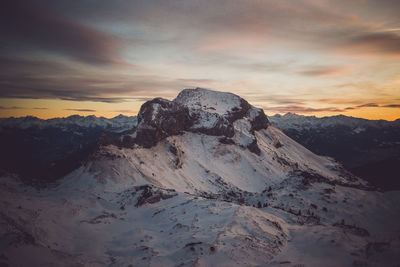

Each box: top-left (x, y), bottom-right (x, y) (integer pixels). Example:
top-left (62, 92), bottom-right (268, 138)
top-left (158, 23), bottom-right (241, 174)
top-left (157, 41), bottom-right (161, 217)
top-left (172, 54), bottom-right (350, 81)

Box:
top-left (0, 0), bottom-right (121, 65)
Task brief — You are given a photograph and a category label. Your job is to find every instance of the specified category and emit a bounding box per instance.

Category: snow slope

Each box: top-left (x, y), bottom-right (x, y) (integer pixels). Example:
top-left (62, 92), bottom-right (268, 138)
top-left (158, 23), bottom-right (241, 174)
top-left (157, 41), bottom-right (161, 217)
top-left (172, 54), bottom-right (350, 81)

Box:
top-left (1, 88), bottom-right (399, 266)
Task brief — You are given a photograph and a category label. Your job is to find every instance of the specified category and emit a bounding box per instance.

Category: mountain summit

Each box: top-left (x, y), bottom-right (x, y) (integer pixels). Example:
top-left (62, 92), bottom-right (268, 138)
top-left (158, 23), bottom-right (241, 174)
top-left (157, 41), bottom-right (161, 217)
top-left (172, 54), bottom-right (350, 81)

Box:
top-left (123, 88), bottom-right (269, 151)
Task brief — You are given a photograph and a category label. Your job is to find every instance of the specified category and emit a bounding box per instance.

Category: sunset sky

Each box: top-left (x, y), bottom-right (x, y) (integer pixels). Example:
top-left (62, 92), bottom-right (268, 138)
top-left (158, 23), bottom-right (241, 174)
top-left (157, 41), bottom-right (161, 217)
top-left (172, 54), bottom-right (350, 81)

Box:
top-left (0, 0), bottom-right (399, 120)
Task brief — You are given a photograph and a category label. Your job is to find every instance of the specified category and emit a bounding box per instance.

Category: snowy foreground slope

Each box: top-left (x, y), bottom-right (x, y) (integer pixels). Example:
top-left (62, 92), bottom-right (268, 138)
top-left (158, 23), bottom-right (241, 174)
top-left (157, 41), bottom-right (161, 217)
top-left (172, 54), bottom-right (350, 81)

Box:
top-left (1, 88), bottom-right (400, 267)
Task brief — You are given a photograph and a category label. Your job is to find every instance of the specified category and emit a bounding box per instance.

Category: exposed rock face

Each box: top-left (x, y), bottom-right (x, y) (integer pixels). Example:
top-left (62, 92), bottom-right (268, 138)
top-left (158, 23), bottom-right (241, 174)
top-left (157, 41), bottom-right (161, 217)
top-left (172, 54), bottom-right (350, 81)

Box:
top-left (132, 98), bottom-right (194, 148)
top-left (122, 88), bottom-right (270, 151)
top-left (134, 185), bottom-right (177, 207)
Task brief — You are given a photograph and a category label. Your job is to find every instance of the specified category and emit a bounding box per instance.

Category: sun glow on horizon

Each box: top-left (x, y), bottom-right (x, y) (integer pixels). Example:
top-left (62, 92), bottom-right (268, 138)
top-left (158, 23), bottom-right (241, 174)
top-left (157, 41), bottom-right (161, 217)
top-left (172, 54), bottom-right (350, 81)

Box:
top-left (1, 0), bottom-right (399, 121)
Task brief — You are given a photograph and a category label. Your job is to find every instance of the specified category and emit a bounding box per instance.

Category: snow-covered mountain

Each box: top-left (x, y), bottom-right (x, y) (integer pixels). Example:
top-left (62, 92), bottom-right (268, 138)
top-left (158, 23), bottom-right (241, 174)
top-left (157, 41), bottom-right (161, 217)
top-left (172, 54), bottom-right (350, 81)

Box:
top-left (1, 88), bottom-right (399, 266)
top-left (0, 114), bottom-right (137, 132)
top-left (269, 113), bottom-right (400, 190)
top-left (0, 115), bottom-right (137, 185)
top-left (269, 113), bottom-right (400, 132)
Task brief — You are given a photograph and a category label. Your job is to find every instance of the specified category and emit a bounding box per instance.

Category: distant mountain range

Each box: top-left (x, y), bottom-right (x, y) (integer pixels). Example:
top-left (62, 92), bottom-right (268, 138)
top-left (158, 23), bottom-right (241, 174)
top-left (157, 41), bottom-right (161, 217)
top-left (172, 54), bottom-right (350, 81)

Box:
top-left (0, 114), bottom-right (137, 131)
top-left (1, 111), bottom-right (399, 190)
top-left (269, 113), bottom-right (400, 190)
top-left (0, 115), bottom-right (137, 185)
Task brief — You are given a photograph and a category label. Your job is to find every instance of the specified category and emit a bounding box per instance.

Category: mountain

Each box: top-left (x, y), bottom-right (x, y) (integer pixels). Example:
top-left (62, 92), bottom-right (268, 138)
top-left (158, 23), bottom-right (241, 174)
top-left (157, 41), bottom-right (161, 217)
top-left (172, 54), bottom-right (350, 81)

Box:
top-left (269, 113), bottom-right (400, 190)
top-left (1, 88), bottom-right (399, 266)
top-left (0, 114), bottom-right (137, 185)
top-left (0, 114), bottom-right (137, 132)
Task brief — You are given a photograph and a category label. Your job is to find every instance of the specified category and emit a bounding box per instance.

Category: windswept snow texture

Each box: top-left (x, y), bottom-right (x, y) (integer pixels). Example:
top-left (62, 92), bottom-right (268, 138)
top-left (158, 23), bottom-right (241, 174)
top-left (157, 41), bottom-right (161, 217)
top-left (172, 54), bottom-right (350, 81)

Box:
top-left (1, 89), bottom-right (399, 266)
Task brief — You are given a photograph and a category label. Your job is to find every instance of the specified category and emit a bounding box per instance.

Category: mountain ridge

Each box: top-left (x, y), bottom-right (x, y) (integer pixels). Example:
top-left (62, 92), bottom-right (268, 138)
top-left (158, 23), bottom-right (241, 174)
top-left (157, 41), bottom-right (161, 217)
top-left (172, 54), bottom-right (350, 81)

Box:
top-left (269, 112), bottom-right (400, 190)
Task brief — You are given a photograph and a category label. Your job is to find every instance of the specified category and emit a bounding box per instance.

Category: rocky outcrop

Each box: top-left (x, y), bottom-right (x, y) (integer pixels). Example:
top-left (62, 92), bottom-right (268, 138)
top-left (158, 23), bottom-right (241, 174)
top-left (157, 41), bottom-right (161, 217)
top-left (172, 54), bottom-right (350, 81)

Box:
top-left (120, 88), bottom-right (270, 150)
top-left (133, 98), bottom-right (194, 148)
top-left (134, 185), bottom-right (177, 207)
top-left (249, 108), bottom-right (270, 132)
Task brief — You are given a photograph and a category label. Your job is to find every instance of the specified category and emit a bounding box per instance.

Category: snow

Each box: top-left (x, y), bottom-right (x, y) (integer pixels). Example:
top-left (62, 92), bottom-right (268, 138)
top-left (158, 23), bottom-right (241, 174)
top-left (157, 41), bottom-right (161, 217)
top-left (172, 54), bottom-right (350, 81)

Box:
top-left (1, 89), bottom-right (399, 266)
top-left (353, 127), bottom-right (365, 134)
top-left (174, 88), bottom-right (243, 116)
top-left (232, 119), bottom-right (254, 147)
top-left (190, 110), bottom-right (220, 129)
top-left (151, 103), bottom-right (161, 121)
top-left (0, 176), bottom-right (289, 266)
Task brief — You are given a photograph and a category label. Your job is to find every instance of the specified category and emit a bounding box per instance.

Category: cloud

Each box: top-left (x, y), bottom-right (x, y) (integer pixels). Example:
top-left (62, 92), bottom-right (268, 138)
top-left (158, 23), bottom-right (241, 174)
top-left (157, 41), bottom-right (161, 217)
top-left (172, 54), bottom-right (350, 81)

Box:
top-left (65, 109), bottom-right (96, 112)
top-left (0, 0), bottom-right (399, 119)
top-left (247, 94), bottom-right (306, 106)
top-left (337, 32), bottom-right (400, 57)
top-left (0, 106), bottom-right (23, 110)
top-left (0, 1), bottom-right (122, 65)
top-left (357, 103), bottom-right (379, 108)
top-left (232, 62), bottom-right (292, 74)
top-left (177, 78), bottom-right (216, 84)
top-left (263, 105), bottom-right (345, 113)
top-left (345, 103), bottom-right (400, 110)
top-left (114, 109), bottom-right (136, 114)
top-left (265, 101), bottom-right (400, 114)
top-left (0, 57), bottom-right (181, 103)
top-left (297, 66), bottom-right (353, 77)
top-left (33, 107), bottom-right (48, 110)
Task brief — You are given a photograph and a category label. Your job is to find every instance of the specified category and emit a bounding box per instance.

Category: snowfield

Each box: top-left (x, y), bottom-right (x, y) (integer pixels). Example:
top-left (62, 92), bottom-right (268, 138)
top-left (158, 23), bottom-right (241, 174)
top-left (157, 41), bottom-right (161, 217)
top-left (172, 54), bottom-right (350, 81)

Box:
top-left (1, 88), bottom-right (399, 266)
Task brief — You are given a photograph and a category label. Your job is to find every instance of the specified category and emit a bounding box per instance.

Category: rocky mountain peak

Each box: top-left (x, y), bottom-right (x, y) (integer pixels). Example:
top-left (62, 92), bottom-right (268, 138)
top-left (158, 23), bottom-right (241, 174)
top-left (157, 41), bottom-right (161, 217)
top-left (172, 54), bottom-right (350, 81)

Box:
top-left (174, 87), bottom-right (246, 116)
top-left (122, 88), bottom-right (270, 149)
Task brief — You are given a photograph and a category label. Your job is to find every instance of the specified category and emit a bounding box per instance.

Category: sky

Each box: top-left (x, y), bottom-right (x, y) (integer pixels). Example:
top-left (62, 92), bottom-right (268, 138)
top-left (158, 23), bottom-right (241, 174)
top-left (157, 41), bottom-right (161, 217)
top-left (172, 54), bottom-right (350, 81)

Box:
top-left (0, 0), bottom-right (399, 120)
